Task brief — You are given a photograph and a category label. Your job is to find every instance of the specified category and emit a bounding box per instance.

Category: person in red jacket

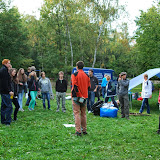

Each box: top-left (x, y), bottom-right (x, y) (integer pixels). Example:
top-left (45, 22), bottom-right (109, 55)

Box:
top-left (71, 61), bottom-right (90, 136)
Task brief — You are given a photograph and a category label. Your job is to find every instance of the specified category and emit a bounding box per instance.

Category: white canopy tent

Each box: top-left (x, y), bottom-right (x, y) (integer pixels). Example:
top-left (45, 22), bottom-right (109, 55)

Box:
top-left (129, 68), bottom-right (160, 91)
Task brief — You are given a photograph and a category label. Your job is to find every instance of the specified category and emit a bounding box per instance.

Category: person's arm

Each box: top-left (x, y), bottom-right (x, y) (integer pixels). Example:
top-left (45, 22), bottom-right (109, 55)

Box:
top-left (116, 82), bottom-right (119, 95)
top-left (65, 80), bottom-right (67, 92)
top-left (149, 81), bottom-right (152, 98)
top-left (55, 80), bottom-right (58, 91)
top-left (38, 79), bottom-right (42, 89)
top-left (94, 77), bottom-right (98, 92)
top-left (48, 79), bottom-right (53, 94)
top-left (120, 79), bottom-right (129, 87)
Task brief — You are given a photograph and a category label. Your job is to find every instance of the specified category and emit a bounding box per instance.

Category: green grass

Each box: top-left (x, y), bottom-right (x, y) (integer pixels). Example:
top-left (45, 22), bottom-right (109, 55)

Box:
top-left (0, 88), bottom-right (160, 160)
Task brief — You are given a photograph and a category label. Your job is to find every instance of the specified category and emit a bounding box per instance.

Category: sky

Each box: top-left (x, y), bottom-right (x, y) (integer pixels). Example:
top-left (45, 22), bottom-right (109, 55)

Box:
top-left (10, 0), bottom-right (157, 37)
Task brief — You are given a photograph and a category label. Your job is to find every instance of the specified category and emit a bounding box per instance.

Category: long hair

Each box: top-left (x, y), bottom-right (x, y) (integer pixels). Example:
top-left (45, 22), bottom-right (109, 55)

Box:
top-left (17, 68), bottom-right (27, 82)
top-left (29, 71), bottom-right (38, 81)
top-left (9, 68), bottom-right (19, 84)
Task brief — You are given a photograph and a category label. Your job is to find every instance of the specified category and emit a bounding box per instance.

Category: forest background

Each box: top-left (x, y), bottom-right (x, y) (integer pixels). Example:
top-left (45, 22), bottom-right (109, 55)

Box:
top-left (0, 0), bottom-right (160, 79)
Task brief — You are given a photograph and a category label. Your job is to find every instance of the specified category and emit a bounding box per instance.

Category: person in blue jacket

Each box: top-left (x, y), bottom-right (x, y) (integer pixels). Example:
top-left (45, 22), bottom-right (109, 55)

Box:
top-left (101, 74), bottom-right (108, 98)
top-left (105, 75), bottom-right (118, 108)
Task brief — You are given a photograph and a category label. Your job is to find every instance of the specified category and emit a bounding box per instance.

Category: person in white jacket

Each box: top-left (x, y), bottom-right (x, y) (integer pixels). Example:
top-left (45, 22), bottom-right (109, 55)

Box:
top-left (139, 74), bottom-right (152, 114)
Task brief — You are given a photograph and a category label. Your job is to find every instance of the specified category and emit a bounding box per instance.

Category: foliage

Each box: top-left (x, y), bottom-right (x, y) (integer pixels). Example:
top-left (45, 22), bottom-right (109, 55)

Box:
top-left (0, 1), bottom-right (160, 78)
top-left (134, 4), bottom-right (160, 74)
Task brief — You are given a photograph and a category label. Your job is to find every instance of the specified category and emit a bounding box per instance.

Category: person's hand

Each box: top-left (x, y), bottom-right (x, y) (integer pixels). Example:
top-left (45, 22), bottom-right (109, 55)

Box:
top-left (94, 89), bottom-right (97, 92)
top-left (19, 83), bottom-right (23, 85)
top-left (150, 95), bottom-right (152, 98)
top-left (9, 91), bottom-right (14, 96)
top-left (118, 78), bottom-right (121, 81)
top-left (30, 71), bottom-right (35, 76)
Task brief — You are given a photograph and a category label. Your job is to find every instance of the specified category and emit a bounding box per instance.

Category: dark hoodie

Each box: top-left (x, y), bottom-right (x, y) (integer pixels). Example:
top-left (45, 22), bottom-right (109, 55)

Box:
top-left (28, 76), bottom-right (39, 91)
top-left (0, 65), bottom-right (11, 94)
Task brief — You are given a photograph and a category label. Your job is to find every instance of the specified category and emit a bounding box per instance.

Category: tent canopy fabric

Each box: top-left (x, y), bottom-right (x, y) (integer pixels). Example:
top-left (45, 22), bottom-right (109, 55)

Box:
top-left (129, 68), bottom-right (160, 91)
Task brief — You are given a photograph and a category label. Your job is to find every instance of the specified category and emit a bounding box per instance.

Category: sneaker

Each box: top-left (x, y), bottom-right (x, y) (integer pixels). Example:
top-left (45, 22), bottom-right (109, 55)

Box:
top-left (21, 109), bottom-right (24, 112)
top-left (56, 109), bottom-right (59, 112)
top-left (74, 132), bottom-right (82, 137)
top-left (28, 108), bottom-right (32, 111)
top-left (121, 115), bottom-right (125, 118)
top-left (62, 110), bottom-right (66, 113)
top-left (83, 131), bottom-right (88, 135)
top-left (88, 111), bottom-right (92, 113)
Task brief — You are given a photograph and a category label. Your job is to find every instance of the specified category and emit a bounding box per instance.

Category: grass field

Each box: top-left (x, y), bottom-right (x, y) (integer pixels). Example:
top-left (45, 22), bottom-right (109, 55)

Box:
top-left (0, 87), bottom-right (160, 160)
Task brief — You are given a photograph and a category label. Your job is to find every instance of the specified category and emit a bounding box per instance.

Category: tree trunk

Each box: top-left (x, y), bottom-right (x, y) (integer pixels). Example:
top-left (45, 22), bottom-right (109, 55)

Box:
top-left (92, 24), bottom-right (103, 68)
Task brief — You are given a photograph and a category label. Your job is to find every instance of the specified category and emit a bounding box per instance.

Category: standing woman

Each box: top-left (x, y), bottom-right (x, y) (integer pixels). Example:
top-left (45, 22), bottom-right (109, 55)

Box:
top-left (28, 71), bottom-right (39, 111)
top-left (105, 75), bottom-right (118, 108)
top-left (39, 72), bottom-right (53, 110)
top-left (139, 74), bottom-right (152, 114)
top-left (101, 74), bottom-right (108, 99)
top-left (9, 68), bottom-right (20, 121)
top-left (17, 68), bottom-right (27, 111)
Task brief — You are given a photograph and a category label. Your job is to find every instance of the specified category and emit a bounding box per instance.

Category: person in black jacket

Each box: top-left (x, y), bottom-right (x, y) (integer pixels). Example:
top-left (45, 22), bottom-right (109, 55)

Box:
top-left (55, 71), bottom-right (67, 112)
top-left (105, 75), bottom-right (118, 108)
top-left (0, 59), bottom-right (14, 125)
top-left (28, 71), bottom-right (39, 111)
top-left (9, 68), bottom-right (20, 121)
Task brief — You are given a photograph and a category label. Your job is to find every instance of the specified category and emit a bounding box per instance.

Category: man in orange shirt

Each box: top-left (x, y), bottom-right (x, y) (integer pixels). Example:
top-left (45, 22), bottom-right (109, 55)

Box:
top-left (71, 61), bottom-right (90, 136)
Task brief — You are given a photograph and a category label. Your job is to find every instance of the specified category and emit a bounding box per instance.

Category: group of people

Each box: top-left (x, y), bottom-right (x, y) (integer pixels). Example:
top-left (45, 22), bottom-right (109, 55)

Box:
top-left (0, 59), bottom-right (68, 126)
top-left (71, 61), bottom-right (153, 136)
top-left (0, 59), bottom-right (153, 137)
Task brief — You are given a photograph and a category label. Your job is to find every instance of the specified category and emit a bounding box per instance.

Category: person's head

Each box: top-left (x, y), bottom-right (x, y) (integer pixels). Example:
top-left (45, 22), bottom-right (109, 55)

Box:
top-left (9, 68), bottom-right (17, 77)
top-left (19, 68), bottom-right (25, 74)
top-left (41, 72), bottom-right (46, 79)
top-left (107, 75), bottom-right (111, 81)
top-left (144, 74), bottom-right (148, 81)
top-left (2, 59), bottom-right (11, 69)
top-left (9, 68), bottom-right (18, 83)
top-left (59, 71), bottom-right (64, 79)
top-left (30, 66), bottom-right (36, 72)
top-left (76, 61), bottom-right (84, 70)
top-left (29, 71), bottom-right (37, 80)
top-left (104, 74), bottom-right (107, 78)
top-left (27, 67), bottom-right (31, 73)
top-left (88, 69), bottom-right (93, 77)
top-left (18, 68), bottom-right (27, 82)
top-left (121, 72), bottom-right (127, 79)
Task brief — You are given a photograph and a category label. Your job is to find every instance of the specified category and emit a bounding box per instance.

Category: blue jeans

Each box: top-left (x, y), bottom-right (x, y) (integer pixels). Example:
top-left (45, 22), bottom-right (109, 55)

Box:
top-left (102, 87), bottom-right (106, 98)
top-left (87, 91), bottom-right (95, 111)
top-left (18, 89), bottom-right (24, 109)
top-left (1, 94), bottom-right (13, 125)
top-left (42, 92), bottom-right (50, 109)
top-left (139, 98), bottom-right (150, 114)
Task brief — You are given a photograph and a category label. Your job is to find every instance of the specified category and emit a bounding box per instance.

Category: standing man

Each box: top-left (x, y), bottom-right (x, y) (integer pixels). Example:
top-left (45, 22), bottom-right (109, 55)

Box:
top-left (87, 69), bottom-right (98, 113)
top-left (55, 71), bottom-right (67, 113)
top-left (71, 61), bottom-right (90, 136)
top-left (0, 59), bottom-right (14, 125)
top-left (117, 72), bottom-right (130, 120)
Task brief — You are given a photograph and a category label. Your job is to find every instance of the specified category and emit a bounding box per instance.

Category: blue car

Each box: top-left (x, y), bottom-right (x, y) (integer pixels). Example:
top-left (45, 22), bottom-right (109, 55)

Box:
top-left (72, 67), bottom-right (117, 85)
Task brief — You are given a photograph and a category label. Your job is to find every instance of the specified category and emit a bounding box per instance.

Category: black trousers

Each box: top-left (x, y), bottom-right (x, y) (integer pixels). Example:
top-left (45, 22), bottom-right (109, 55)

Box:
top-left (12, 98), bottom-right (20, 120)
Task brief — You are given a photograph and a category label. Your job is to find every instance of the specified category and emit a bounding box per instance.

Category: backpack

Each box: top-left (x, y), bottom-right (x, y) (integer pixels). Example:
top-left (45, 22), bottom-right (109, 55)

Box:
top-left (91, 100), bottom-right (104, 116)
